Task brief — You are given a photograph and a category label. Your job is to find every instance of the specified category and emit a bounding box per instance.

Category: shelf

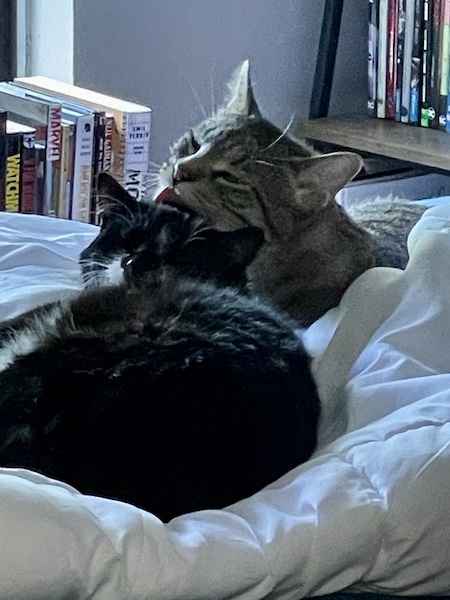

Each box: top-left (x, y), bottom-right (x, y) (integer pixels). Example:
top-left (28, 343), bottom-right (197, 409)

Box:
top-left (298, 117), bottom-right (450, 172)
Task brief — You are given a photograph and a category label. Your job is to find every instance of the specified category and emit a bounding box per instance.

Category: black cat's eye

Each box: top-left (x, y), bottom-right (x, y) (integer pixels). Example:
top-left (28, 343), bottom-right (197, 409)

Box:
top-left (121, 254), bottom-right (133, 269)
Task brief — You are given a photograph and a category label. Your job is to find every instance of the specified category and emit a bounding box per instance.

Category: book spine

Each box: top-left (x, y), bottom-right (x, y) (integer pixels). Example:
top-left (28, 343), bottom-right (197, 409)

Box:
top-left (378, 0), bottom-right (389, 117)
top-left (421, 0), bottom-right (433, 125)
top-left (369, 0), bottom-right (380, 117)
top-left (386, 0), bottom-right (399, 118)
top-left (71, 114), bottom-right (94, 222)
top-left (396, 0), bottom-right (407, 119)
top-left (121, 112), bottom-right (151, 201)
top-left (409, 0), bottom-right (425, 122)
top-left (5, 131), bottom-right (22, 213)
top-left (55, 124), bottom-right (69, 218)
top-left (428, 0), bottom-right (442, 128)
top-left (438, 0), bottom-right (450, 128)
top-left (20, 130), bottom-right (38, 214)
top-left (401, 0), bottom-right (416, 121)
top-left (0, 111), bottom-right (7, 210)
top-left (103, 115), bottom-right (113, 172)
top-left (45, 105), bottom-right (62, 217)
top-left (90, 113), bottom-right (106, 223)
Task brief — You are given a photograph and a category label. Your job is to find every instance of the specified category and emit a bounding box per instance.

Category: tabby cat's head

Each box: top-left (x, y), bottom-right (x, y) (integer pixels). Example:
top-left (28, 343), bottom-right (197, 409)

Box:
top-left (154, 60), bottom-right (363, 239)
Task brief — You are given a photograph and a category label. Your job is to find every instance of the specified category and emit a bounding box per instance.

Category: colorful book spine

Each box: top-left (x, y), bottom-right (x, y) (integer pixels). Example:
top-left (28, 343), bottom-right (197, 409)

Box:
top-left (428, 0), bottom-right (442, 129)
top-left (421, 0), bottom-right (433, 126)
top-left (438, 0), bottom-right (450, 129)
top-left (20, 128), bottom-right (38, 214)
top-left (396, 0), bottom-right (407, 120)
top-left (378, 0), bottom-right (389, 117)
top-left (4, 130), bottom-right (22, 213)
top-left (401, 0), bottom-right (416, 122)
top-left (0, 110), bottom-right (7, 210)
top-left (369, 0), bottom-right (380, 116)
top-left (386, 0), bottom-right (399, 118)
top-left (409, 0), bottom-right (424, 123)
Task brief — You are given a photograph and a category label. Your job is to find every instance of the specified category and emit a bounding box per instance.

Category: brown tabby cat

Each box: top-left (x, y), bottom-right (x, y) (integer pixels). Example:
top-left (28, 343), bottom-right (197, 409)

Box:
top-left (154, 60), bottom-right (425, 325)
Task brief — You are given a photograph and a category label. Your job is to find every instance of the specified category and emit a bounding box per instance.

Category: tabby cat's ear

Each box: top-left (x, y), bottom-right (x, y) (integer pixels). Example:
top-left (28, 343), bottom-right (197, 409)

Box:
top-left (292, 152), bottom-right (363, 208)
top-left (224, 59), bottom-right (261, 117)
top-left (95, 172), bottom-right (137, 213)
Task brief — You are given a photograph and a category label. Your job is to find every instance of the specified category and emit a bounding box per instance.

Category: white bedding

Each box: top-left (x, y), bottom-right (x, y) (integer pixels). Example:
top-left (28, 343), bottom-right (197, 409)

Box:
top-left (1, 207), bottom-right (450, 599)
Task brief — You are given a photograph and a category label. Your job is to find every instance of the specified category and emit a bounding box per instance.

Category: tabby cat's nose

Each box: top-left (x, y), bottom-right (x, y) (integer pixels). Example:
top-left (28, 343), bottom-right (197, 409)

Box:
top-left (173, 162), bottom-right (193, 184)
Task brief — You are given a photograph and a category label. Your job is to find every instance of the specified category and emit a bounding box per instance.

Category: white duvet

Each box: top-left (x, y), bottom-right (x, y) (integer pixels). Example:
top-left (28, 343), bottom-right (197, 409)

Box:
top-left (0, 205), bottom-right (450, 599)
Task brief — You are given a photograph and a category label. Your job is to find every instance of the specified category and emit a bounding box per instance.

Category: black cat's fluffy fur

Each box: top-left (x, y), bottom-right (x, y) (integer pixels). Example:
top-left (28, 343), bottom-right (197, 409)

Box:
top-left (0, 174), bottom-right (320, 521)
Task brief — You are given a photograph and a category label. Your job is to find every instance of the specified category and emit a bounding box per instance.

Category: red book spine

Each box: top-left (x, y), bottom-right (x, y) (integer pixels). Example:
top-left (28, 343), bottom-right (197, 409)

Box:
top-left (386, 0), bottom-right (400, 118)
top-left (20, 130), bottom-right (38, 214)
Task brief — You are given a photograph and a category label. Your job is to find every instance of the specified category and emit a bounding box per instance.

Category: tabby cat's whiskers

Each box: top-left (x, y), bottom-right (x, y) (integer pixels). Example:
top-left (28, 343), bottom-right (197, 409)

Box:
top-left (189, 83), bottom-right (207, 118)
top-left (259, 113), bottom-right (296, 153)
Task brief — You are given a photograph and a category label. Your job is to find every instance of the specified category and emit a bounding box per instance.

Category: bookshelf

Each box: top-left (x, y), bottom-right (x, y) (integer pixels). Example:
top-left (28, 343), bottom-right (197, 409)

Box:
top-left (303, 0), bottom-right (450, 174)
top-left (300, 118), bottom-right (450, 172)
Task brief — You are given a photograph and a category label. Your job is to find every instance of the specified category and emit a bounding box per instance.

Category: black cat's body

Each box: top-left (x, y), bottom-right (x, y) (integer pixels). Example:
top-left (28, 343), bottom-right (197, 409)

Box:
top-left (0, 181), bottom-right (320, 521)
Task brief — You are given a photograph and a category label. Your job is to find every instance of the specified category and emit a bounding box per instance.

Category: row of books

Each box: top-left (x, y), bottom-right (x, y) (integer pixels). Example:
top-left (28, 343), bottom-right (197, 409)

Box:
top-left (0, 77), bottom-right (152, 222)
top-left (368, 0), bottom-right (450, 132)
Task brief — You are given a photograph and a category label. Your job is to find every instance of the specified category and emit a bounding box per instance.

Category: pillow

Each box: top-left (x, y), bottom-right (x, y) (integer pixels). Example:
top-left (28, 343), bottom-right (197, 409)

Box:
top-left (0, 207), bottom-right (450, 599)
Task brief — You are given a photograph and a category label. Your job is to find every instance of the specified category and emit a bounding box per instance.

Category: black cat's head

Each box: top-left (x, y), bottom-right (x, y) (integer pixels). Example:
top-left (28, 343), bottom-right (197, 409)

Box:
top-left (153, 60), bottom-right (362, 239)
top-left (80, 172), bottom-right (264, 290)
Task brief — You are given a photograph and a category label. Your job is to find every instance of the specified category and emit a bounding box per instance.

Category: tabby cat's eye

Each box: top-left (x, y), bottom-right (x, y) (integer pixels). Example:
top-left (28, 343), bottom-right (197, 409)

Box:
top-left (177, 130), bottom-right (200, 158)
top-left (213, 169), bottom-right (239, 184)
top-left (189, 130), bottom-right (201, 153)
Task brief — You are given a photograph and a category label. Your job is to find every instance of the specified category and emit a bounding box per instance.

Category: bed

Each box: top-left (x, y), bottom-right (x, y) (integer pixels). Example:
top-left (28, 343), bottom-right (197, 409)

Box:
top-left (1, 201), bottom-right (450, 600)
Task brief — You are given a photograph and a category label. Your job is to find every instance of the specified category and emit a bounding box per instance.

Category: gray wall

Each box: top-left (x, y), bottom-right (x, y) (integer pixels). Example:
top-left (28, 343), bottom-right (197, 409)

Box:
top-left (74, 0), bottom-right (367, 165)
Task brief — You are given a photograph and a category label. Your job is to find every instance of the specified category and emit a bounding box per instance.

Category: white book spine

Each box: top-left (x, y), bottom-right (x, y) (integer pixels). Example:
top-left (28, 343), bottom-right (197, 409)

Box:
top-left (401, 0), bottom-right (415, 123)
top-left (71, 114), bottom-right (94, 222)
top-left (120, 112), bottom-right (152, 201)
top-left (377, 0), bottom-right (389, 118)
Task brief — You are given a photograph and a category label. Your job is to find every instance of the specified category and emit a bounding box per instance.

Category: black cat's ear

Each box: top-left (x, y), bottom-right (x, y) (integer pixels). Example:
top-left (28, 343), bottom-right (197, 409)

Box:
top-left (218, 226), bottom-right (264, 266)
top-left (224, 60), bottom-right (261, 118)
top-left (95, 172), bottom-right (138, 214)
top-left (195, 226), bottom-right (264, 267)
top-left (291, 152), bottom-right (363, 209)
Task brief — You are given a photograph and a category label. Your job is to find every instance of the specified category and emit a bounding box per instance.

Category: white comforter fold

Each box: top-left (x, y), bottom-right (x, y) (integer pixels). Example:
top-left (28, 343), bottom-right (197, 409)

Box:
top-left (0, 206), bottom-right (450, 599)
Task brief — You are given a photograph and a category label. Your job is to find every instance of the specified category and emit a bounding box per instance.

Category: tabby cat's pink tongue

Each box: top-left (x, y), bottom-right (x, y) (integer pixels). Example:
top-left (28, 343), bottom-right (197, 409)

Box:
top-left (154, 187), bottom-right (178, 204)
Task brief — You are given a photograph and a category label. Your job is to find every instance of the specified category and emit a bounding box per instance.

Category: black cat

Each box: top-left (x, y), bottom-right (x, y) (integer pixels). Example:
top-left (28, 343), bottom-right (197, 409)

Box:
top-left (0, 174), bottom-right (320, 521)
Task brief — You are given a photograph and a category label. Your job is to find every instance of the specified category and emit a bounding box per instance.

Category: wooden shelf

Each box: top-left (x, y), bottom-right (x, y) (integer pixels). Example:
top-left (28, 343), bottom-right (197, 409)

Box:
top-left (299, 117), bottom-right (450, 172)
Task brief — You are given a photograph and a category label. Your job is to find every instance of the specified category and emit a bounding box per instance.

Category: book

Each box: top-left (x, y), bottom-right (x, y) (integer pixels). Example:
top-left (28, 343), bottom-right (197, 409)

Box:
top-left (386, 0), bottom-right (399, 118)
top-left (61, 109), bottom-right (95, 223)
top-left (421, 0), bottom-right (433, 126)
top-left (7, 121), bottom-right (37, 214)
top-left (438, 0), bottom-right (450, 129)
top-left (4, 123), bottom-right (22, 212)
top-left (14, 76), bottom-right (152, 201)
top-left (395, 0), bottom-right (407, 120)
top-left (369, 0), bottom-right (380, 117)
top-left (428, 0), bottom-right (442, 129)
top-left (378, 0), bottom-right (389, 118)
top-left (409, 0), bottom-right (424, 123)
top-left (56, 122), bottom-right (74, 219)
top-left (0, 110), bottom-right (7, 210)
top-left (401, 0), bottom-right (416, 122)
